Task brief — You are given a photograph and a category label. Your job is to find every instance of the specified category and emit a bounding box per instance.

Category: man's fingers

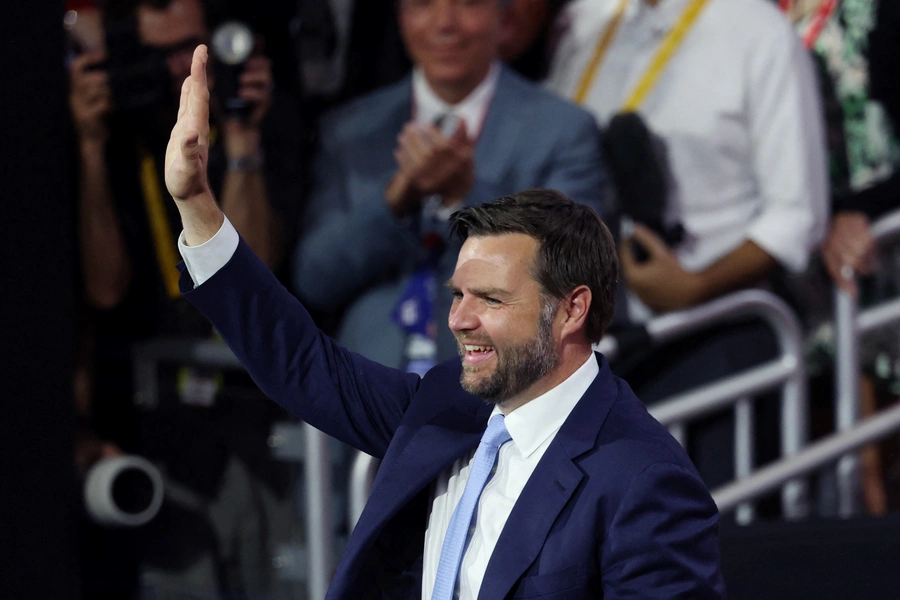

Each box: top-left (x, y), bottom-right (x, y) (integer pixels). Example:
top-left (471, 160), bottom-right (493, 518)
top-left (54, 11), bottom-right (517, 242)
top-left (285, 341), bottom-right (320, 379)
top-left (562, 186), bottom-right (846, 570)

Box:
top-left (75, 70), bottom-right (109, 91)
top-left (178, 77), bottom-right (190, 119)
top-left (404, 126), bottom-right (432, 158)
top-left (187, 45), bottom-right (210, 146)
top-left (394, 148), bottom-right (414, 173)
top-left (70, 51), bottom-right (106, 73)
top-left (239, 68), bottom-right (272, 87)
top-left (190, 44), bottom-right (209, 91)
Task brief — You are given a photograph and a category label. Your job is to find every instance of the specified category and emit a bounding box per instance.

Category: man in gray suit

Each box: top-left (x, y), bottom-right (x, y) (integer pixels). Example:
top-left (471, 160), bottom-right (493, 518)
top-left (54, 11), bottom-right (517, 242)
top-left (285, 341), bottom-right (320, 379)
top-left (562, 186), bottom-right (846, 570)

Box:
top-left (293, 0), bottom-right (606, 370)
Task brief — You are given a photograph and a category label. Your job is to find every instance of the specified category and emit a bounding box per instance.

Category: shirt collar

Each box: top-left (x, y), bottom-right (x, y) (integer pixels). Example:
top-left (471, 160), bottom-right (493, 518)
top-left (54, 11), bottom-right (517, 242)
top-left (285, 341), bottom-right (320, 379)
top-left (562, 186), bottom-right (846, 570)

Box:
top-left (411, 62), bottom-right (501, 139)
top-left (635, 0), bottom-right (694, 35)
top-left (491, 353), bottom-right (600, 459)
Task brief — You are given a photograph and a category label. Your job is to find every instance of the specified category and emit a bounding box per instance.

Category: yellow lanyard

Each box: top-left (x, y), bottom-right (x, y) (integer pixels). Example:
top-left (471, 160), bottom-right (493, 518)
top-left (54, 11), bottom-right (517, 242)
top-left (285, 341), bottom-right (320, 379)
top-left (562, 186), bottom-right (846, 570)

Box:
top-left (139, 146), bottom-right (182, 300)
top-left (573, 0), bottom-right (712, 111)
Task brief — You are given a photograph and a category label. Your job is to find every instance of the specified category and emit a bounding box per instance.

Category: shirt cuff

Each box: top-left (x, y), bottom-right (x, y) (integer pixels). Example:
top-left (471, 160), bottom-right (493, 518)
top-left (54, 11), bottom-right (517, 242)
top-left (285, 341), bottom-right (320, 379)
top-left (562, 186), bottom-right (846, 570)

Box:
top-left (177, 216), bottom-right (240, 288)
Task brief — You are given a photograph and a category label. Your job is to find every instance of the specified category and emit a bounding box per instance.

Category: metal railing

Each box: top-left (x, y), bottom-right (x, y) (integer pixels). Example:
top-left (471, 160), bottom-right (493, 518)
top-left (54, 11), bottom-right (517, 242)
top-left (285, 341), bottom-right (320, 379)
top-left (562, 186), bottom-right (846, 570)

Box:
top-left (599, 289), bottom-right (809, 521)
top-left (714, 402), bottom-right (900, 513)
top-left (349, 451), bottom-right (380, 529)
top-left (132, 338), bottom-right (335, 600)
top-left (833, 209), bottom-right (900, 517)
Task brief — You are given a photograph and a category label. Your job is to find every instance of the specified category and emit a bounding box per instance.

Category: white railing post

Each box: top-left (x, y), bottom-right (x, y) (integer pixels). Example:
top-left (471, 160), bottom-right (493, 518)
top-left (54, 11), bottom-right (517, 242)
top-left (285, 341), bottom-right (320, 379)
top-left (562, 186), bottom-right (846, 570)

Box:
top-left (349, 452), bottom-right (380, 531)
top-left (304, 425), bottom-right (333, 600)
top-left (734, 397), bottom-right (755, 524)
top-left (834, 288), bottom-right (861, 517)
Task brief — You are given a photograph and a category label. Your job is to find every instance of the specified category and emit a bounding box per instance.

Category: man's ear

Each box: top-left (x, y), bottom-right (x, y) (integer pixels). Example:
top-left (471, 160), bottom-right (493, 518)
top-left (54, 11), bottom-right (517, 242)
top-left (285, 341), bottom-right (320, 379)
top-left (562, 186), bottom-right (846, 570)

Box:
top-left (559, 285), bottom-right (592, 338)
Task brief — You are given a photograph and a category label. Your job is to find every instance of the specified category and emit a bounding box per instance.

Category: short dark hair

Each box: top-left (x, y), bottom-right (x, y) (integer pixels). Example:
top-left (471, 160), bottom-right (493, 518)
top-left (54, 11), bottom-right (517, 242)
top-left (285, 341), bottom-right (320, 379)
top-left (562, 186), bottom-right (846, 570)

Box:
top-left (449, 189), bottom-right (618, 343)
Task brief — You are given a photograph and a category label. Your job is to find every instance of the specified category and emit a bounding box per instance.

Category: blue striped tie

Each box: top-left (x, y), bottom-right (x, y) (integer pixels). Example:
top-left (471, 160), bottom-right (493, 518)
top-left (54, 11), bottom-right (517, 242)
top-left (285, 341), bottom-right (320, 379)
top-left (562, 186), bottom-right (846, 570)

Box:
top-left (432, 414), bottom-right (512, 600)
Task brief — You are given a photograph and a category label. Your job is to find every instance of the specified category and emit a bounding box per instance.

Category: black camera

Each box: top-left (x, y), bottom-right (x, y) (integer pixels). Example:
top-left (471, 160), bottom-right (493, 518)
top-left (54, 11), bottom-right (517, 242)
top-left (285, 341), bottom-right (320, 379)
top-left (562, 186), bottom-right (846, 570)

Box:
top-left (90, 15), bottom-right (172, 114)
top-left (210, 21), bottom-right (256, 120)
top-left (87, 15), bottom-right (256, 118)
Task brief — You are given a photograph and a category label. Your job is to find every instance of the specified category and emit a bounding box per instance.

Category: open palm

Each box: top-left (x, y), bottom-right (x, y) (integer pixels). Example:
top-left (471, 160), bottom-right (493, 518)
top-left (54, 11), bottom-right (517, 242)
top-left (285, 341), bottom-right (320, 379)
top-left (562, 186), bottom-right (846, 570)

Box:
top-left (165, 45), bottom-right (211, 202)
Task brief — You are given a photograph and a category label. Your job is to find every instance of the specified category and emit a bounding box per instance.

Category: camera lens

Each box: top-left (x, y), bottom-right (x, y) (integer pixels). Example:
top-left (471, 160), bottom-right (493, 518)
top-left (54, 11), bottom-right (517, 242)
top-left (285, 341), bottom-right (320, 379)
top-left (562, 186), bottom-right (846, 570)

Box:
top-left (111, 466), bottom-right (156, 515)
top-left (212, 22), bottom-right (254, 66)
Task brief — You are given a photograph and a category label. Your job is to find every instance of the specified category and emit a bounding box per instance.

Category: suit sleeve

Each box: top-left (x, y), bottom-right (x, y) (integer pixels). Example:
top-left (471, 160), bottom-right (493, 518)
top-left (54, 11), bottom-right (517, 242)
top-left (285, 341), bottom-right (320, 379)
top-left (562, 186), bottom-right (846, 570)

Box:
top-left (601, 462), bottom-right (727, 599)
top-left (184, 238), bottom-right (418, 458)
top-left (292, 117), bottom-right (420, 312)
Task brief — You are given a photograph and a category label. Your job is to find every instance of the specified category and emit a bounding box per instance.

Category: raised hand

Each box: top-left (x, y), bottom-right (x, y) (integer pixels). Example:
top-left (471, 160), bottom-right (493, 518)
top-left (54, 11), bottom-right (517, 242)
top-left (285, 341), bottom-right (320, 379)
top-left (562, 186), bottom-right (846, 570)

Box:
top-left (166, 45), bottom-right (212, 203)
top-left (164, 45), bottom-right (223, 246)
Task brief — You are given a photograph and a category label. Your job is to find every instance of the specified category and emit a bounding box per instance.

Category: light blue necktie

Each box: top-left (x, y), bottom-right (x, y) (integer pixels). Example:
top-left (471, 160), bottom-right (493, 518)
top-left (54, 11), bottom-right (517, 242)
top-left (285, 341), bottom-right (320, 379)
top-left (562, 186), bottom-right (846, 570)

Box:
top-left (432, 414), bottom-right (512, 600)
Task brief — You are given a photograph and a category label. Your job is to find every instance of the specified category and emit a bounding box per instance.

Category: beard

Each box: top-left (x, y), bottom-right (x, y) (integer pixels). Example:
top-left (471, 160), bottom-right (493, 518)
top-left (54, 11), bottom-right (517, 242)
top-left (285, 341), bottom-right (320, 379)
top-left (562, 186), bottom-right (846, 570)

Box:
top-left (458, 300), bottom-right (560, 404)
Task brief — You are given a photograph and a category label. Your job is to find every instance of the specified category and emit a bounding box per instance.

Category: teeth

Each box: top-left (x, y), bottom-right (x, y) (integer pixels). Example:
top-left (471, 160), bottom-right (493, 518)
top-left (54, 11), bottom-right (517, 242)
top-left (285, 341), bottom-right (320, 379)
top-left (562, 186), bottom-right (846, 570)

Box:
top-left (464, 345), bottom-right (492, 352)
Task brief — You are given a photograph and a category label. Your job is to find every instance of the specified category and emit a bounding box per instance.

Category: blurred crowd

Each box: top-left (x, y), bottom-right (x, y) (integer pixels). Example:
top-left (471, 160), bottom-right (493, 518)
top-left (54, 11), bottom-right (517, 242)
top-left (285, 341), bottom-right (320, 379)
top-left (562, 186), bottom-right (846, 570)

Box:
top-left (64, 0), bottom-right (900, 598)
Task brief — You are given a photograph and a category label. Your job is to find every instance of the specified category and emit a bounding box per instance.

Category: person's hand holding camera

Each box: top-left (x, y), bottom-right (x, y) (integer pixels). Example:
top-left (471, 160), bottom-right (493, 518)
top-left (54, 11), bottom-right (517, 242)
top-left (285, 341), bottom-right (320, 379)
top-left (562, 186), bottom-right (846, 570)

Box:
top-left (220, 55), bottom-right (273, 161)
top-left (69, 51), bottom-right (112, 146)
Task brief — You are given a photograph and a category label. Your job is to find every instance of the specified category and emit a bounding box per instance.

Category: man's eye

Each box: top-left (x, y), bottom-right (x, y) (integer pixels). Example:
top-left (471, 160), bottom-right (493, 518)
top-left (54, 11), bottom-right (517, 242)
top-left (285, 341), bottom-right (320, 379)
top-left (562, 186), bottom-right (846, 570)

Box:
top-left (485, 297), bottom-right (501, 306)
top-left (451, 290), bottom-right (463, 299)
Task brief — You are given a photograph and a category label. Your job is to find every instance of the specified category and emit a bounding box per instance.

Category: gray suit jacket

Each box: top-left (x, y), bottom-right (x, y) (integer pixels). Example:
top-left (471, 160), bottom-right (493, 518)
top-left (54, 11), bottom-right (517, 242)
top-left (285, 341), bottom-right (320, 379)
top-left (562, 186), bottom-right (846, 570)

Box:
top-left (293, 66), bottom-right (607, 368)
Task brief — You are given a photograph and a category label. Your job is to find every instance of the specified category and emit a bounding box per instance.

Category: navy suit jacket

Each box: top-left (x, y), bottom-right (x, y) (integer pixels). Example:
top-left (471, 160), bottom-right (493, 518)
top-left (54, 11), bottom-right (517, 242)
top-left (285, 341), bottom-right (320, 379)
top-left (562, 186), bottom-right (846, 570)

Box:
top-left (291, 67), bottom-right (608, 369)
top-left (184, 240), bottom-right (725, 599)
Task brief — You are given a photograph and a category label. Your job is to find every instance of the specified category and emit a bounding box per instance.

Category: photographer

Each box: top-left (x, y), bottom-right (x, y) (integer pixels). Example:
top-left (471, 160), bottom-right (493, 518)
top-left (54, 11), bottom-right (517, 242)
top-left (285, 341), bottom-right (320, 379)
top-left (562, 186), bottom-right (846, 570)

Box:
top-left (68, 0), bottom-right (305, 597)
top-left (71, 0), bottom-right (287, 311)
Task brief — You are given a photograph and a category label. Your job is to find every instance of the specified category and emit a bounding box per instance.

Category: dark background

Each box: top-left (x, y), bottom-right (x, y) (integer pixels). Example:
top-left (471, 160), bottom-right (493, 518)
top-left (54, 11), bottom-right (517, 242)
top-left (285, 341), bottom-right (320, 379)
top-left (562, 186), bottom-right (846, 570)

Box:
top-left (0, 2), bottom-right (79, 598)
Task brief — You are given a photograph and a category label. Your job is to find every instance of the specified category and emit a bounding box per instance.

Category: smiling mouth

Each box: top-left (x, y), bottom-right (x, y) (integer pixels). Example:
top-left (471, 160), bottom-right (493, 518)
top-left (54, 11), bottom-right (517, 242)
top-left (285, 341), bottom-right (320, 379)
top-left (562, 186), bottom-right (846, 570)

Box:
top-left (462, 344), bottom-right (495, 365)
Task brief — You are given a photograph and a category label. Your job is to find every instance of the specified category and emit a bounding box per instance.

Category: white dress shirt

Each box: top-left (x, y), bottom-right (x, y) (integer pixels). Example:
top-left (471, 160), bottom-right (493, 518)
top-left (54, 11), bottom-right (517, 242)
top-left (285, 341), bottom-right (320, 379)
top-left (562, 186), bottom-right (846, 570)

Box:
top-left (421, 353), bottom-right (598, 600)
top-left (412, 62), bottom-right (500, 140)
top-left (178, 221), bottom-right (599, 599)
top-left (545, 0), bottom-right (829, 321)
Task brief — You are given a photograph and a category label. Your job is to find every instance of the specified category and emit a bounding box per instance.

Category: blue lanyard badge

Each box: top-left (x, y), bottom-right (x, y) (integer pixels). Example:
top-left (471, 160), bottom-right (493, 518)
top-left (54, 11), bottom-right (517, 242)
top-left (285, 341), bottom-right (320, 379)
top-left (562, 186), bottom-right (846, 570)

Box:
top-left (391, 266), bottom-right (438, 376)
top-left (391, 233), bottom-right (445, 376)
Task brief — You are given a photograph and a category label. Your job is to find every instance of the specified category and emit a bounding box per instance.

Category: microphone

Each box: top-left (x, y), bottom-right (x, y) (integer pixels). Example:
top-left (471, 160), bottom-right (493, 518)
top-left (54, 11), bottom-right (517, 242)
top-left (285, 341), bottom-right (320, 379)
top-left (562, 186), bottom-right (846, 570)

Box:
top-left (602, 112), bottom-right (683, 261)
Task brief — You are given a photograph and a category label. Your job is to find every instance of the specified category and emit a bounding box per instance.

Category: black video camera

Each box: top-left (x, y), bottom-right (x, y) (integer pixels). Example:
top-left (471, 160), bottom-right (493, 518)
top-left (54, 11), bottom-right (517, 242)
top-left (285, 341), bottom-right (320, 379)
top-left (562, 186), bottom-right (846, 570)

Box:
top-left (89, 15), bottom-right (172, 114)
top-left (89, 15), bottom-right (256, 119)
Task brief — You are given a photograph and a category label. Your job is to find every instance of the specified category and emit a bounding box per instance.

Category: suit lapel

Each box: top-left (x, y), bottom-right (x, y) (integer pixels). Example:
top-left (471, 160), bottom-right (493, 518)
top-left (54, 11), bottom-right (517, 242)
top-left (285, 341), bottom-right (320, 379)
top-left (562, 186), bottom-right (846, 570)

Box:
top-left (478, 355), bottom-right (620, 599)
top-left (474, 68), bottom-right (534, 185)
top-left (478, 443), bottom-right (585, 600)
top-left (353, 400), bottom-right (494, 545)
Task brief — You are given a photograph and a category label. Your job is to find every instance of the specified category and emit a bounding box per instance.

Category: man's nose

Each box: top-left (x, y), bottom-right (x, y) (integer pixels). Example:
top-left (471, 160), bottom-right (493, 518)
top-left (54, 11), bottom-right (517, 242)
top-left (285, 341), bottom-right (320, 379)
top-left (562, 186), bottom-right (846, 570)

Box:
top-left (448, 297), bottom-right (479, 333)
top-left (433, 0), bottom-right (460, 30)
